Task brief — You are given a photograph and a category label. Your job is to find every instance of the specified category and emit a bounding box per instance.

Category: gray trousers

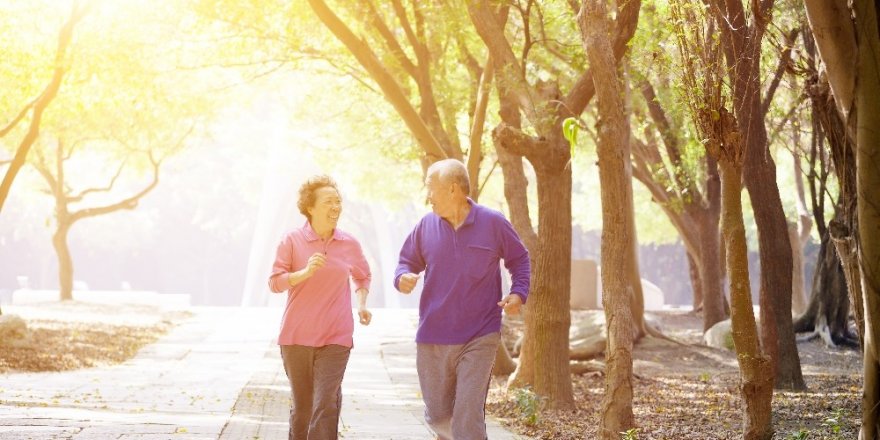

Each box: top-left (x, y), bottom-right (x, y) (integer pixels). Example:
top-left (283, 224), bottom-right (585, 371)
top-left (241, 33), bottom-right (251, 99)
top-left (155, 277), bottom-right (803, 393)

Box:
top-left (280, 344), bottom-right (351, 440)
top-left (416, 332), bottom-right (500, 440)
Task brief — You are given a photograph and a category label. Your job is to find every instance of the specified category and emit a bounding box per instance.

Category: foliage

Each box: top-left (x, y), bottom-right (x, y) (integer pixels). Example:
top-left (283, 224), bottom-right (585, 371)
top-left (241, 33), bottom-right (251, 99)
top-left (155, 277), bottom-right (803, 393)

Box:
top-left (821, 408), bottom-right (845, 436)
top-left (512, 386), bottom-right (541, 426)
top-left (620, 427), bottom-right (639, 440)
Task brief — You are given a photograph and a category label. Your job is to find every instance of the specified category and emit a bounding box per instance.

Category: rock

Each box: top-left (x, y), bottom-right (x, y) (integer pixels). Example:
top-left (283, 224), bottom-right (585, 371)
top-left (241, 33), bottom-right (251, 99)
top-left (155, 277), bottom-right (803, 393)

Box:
top-left (704, 319), bottom-right (734, 350)
top-left (0, 314), bottom-right (28, 341)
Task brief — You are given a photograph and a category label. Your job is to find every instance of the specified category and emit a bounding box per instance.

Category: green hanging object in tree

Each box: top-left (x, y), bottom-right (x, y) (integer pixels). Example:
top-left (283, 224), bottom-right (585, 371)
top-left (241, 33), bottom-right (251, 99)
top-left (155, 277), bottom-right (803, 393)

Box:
top-left (562, 117), bottom-right (579, 156)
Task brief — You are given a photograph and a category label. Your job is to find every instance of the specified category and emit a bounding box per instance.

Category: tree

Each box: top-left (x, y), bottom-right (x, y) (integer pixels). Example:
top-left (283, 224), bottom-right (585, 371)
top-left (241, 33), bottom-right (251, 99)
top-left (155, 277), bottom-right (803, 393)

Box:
top-left (0, 1), bottom-right (88, 214)
top-left (672, 2), bottom-right (773, 435)
top-left (4, 1), bottom-right (215, 302)
top-left (467, 0), bottom-right (641, 408)
top-left (792, 27), bottom-right (860, 348)
top-left (707, 0), bottom-right (805, 391)
top-left (629, 73), bottom-right (726, 331)
top-left (579, 0), bottom-right (636, 436)
top-left (31, 141), bottom-right (166, 301)
top-left (803, 0), bottom-right (880, 435)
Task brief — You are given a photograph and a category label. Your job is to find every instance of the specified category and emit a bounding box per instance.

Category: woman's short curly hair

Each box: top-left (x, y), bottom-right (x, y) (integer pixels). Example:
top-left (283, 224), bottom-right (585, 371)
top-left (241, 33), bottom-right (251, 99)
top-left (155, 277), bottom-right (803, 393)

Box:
top-left (297, 175), bottom-right (339, 221)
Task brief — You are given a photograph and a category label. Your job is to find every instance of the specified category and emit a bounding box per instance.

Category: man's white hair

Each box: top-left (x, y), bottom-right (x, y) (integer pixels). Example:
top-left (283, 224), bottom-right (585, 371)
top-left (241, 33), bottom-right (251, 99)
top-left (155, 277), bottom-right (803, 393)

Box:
top-left (426, 159), bottom-right (470, 195)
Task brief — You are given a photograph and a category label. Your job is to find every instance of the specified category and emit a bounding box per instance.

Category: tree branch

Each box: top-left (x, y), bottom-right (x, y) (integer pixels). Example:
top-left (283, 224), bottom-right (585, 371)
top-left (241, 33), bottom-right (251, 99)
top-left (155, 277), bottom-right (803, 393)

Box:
top-left (69, 152), bottom-right (162, 224)
top-left (467, 55), bottom-right (493, 200)
top-left (67, 161), bottom-right (127, 203)
top-left (466, 0), bottom-right (537, 120)
top-left (0, 100), bottom-right (37, 139)
top-left (491, 122), bottom-right (547, 162)
top-left (762, 28), bottom-right (799, 116)
top-left (307, 0), bottom-right (447, 161)
top-left (563, 0), bottom-right (641, 117)
top-left (362, 0), bottom-right (417, 79)
top-left (0, 0), bottom-right (89, 214)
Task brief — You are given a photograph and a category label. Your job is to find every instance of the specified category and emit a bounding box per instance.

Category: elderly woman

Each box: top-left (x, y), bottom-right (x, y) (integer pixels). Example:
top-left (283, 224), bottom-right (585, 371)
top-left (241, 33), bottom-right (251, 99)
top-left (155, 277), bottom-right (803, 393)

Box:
top-left (268, 174), bottom-right (372, 440)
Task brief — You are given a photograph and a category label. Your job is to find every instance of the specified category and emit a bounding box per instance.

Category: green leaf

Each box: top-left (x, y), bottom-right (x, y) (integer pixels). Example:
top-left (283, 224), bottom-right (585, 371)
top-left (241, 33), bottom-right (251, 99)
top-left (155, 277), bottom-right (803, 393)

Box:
top-left (562, 117), bottom-right (579, 156)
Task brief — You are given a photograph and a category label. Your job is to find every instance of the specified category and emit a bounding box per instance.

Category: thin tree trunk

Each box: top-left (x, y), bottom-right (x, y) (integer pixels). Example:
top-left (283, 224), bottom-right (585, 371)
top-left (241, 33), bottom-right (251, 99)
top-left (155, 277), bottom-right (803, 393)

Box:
top-left (687, 252), bottom-right (703, 311)
top-left (789, 222), bottom-right (808, 316)
top-left (719, 159), bottom-right (774, 440)
top-left (697, 159), bottom-right (726, 331)
top-left (581, 0), bottom-right (636, 435)
top-left (738, 50), bottom-right (805, 392)
top-left (52, 221), bottom-right (74, 301)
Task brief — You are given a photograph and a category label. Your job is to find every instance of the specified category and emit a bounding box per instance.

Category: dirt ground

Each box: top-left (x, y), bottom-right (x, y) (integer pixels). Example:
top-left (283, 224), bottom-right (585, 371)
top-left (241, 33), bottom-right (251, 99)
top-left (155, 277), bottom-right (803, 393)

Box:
top-left (0, 301), bottom-right (187, 373)
top-left (488, 310), bottom-right (862, 440)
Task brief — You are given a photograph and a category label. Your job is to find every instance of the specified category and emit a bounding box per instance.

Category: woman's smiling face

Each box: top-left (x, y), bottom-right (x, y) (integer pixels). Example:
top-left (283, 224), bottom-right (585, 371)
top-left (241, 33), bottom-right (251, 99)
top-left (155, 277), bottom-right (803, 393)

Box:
top-left (308, 186), bottom-right (342, 228)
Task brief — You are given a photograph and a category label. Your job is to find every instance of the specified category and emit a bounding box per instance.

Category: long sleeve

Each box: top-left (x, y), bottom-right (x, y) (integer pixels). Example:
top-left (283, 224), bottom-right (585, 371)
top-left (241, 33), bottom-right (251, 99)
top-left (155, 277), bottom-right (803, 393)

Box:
top-left (350, 241), bottom-right (372, 291)
top-left (268, 235), bottom-right (295, 293)
top-left (499, 217), bottom-right (531, 303)
top-left (394, 223), bottom-right (426, 290)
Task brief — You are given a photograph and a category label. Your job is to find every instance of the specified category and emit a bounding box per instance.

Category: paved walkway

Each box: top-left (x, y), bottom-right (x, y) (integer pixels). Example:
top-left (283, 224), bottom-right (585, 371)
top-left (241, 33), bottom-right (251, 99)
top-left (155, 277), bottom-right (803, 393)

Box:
top-left (0, 307), bottom-right (529, 439)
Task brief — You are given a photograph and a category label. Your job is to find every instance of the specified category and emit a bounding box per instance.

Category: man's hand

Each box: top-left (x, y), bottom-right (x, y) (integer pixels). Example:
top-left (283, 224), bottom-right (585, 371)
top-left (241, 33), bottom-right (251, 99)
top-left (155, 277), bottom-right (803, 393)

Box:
top-left (358, 307), bottom-right (372, 326)
top-left (304, 253), bottom-right (327, 275)
top-left (398, 273), bottom-right (420, 294)
top-left (498, 294), bottom-right (523, 315)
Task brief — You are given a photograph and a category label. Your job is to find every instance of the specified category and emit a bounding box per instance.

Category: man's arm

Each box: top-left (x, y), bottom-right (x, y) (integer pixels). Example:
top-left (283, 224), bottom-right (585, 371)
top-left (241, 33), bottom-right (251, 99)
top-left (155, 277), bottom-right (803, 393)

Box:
top-left (499, 217), bottom-right (531, 304)
top-left (394, 224), bottom-right (426, 292)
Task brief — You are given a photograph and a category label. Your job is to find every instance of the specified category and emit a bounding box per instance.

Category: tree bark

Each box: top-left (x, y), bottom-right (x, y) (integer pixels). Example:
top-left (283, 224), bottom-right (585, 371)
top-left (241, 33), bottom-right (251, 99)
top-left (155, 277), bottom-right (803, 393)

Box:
top-left (52, 221), bottom-right (74, 301)
top-left (698, 156), bottom-right (725, 331)
top-left (793, 226), bottom-right (855, 347)
top-left (0, 2), bottom-right (86, 214)
top-left (580, 0), bottom-right (636, 435)
top-left (713, 0), bottom-right (805, 390)
top-left (306, 0), bottom-right (447, 161)
top-left (719, 159), bottom-right (774, 440)
top-left (788, 222), bottom-right (808, 317)
top-left (854, 1), bottom-right (880, 436)
top-left (687, 252), bottom-right (704, 311)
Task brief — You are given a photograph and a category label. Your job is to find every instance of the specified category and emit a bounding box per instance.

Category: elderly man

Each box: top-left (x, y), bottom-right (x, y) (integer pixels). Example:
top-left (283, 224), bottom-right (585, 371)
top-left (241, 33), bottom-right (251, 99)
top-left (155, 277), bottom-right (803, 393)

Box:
top-left (395, 158), bottom-right (530, 440)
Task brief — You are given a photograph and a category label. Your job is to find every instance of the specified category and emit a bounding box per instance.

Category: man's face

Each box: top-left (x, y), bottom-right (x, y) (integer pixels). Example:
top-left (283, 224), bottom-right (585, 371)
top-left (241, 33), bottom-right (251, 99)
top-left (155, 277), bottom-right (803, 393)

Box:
top-left (308, 186), bottom-right (342, 227)
top-left (425, 174), bottom-right (454, 218)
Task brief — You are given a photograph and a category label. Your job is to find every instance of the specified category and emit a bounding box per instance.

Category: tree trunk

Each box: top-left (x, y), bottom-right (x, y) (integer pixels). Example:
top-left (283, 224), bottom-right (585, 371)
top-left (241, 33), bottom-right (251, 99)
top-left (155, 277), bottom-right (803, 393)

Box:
top-left (514, 169), bottom-right (573, 409)
top-left (687, 251), bottom-right (703, 311)
top-left (789, 222), bottom-right (809, 317)
top-left (52, 221), bottom-right (74, 301)
top-left (854, 1), bottom-right (880, 436)
top-left (719, 160), bottom-right (774, 440)
top-left (793, 227), bottom-right (855, 346)
top-left (492, 337), bottom-right (517, 376)
top-left (737, 45), bottom-right (805, 392)
top-left (829, 220), bottom-right (864, 347)
top-left (581, 0), bottom-right (636, 435)
top-left (697, 157), bottom-right (726, 331)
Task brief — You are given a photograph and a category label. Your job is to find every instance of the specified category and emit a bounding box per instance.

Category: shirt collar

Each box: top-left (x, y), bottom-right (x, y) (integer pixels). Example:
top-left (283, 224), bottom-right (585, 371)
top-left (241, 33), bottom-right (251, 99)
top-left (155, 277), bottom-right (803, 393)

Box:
top-left (460, 198), bottom-right (477, 228)
top-left (302, 220), bottom-right (345, 242)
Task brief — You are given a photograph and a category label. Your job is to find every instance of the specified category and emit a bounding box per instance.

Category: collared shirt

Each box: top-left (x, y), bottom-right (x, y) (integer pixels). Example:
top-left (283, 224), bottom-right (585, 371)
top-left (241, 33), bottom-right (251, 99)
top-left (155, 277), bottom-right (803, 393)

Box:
top-left (394, 199), bottom-right (530, 344)
top-left (269, 221), bottom-right (371, 347)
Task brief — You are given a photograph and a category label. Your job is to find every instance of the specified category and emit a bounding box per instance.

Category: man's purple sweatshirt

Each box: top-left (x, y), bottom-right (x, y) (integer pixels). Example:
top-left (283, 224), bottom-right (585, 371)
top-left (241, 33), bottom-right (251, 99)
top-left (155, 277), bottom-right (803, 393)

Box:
top-left (394, 200), bottom-right (531, 344)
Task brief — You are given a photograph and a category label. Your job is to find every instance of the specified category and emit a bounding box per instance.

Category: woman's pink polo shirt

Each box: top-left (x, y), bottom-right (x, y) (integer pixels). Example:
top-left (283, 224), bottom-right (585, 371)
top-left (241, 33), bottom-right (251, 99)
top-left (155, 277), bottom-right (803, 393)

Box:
top-left (268, 222), bottom-right (371, 347)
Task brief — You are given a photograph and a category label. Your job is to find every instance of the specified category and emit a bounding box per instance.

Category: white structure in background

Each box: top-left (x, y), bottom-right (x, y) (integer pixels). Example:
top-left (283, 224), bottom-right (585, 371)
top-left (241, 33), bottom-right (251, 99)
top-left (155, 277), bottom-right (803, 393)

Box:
top-left (240, 142), bottom-right (317, 307)
top-left (570, 259), bottom-right (666, 310)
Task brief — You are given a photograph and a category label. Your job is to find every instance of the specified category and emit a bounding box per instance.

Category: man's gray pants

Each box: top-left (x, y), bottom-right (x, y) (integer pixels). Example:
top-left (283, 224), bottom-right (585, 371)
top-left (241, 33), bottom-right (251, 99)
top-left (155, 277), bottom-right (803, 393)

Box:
top-left (416, 332), bottom-right (500, 440)
top-left (280, 344), bottom-right (351, 440)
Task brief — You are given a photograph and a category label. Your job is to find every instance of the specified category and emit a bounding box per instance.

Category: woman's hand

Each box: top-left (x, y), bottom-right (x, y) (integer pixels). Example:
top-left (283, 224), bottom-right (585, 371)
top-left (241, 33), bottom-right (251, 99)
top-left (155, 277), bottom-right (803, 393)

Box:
top-left (304, 252), bottom-right (327, 275)
top-left (358, 307), bottom-right (372, 326)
